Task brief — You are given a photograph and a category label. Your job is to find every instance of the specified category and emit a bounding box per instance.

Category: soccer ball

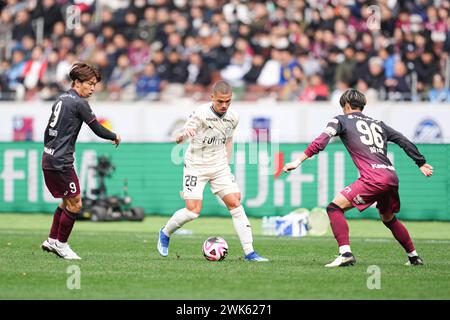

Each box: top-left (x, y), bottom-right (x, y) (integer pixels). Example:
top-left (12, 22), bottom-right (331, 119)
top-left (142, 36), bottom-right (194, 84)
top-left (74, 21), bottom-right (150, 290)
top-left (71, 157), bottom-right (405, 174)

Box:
top-left (202, 236), bottom-right (228, 261)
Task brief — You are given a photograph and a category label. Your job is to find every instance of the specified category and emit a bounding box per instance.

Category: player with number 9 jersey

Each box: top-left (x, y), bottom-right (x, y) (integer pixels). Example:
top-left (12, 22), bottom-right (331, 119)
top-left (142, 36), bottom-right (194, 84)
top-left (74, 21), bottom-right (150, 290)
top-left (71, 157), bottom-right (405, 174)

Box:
top-left (40, 63), bottom-right (120, 260)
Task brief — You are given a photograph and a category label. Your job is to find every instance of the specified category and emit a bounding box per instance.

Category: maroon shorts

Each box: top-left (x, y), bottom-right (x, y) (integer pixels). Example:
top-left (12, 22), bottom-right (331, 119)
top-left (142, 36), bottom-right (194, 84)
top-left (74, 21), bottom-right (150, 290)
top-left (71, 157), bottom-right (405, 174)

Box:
top-left (341, 178), bottom-right (400, 215)
top-left (43, 168), bottom-right (80, 199)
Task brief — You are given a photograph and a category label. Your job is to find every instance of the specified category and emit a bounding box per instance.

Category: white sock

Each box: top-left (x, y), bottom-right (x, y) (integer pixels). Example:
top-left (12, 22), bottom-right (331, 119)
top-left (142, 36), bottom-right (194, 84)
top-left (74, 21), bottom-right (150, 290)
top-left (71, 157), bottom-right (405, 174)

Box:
top-left (56, 240), bottom-right (67, 247)
top-left (163, 208), bottom-right (198, 236)
top-left (230, 206), bottom-right (254, 256)
top-left (48, 237), bottom-right (56, 244)
top-left (339, 245), bottom-right (351, 255)
top-left (407, 250), bottom-right (418, 258)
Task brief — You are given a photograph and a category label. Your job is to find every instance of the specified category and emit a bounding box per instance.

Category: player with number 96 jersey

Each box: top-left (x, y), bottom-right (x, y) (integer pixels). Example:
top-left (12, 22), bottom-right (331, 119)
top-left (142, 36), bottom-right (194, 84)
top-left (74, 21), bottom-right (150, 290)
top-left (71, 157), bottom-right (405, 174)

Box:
top-left (283, 89), bottom-right (433, 267)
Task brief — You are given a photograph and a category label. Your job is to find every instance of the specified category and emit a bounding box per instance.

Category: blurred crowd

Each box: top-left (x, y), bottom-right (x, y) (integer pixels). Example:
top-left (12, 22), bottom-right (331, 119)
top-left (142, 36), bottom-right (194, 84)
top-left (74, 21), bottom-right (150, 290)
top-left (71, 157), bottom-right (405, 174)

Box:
top-left (1, 0), bottom-right (450, 103)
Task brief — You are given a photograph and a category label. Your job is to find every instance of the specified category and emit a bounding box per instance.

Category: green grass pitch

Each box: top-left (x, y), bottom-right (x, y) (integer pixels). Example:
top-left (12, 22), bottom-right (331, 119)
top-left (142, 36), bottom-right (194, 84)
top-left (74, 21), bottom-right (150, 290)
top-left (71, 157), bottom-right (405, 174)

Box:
top-left (1, 214), bottom-right (450, 300)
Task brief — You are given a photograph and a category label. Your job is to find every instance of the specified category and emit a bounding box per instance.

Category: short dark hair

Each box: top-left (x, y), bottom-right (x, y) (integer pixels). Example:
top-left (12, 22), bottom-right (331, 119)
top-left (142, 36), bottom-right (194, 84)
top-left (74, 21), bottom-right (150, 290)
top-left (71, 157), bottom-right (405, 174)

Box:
top-left (69, 62), bottom-right (101, 85)
top-left (339, 88), bottom-right (366, 110)
top-left (212, 80), bottom-right (232, 95)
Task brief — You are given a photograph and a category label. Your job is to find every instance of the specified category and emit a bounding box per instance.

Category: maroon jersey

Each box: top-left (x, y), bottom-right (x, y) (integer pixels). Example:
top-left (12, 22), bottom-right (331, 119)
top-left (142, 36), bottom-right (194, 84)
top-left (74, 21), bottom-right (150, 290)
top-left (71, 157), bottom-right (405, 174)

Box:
top-left (42, 89), bottom-right (96, 171)
top-left (305, 112), bottom-right (426, 186)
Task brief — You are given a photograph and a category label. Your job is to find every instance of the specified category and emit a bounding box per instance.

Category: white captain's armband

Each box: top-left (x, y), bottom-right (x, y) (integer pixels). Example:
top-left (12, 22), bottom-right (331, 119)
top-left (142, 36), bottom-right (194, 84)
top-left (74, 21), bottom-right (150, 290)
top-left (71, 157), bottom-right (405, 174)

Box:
top-left (323, 118), bottom-right (339, 137)
top-left (324, 126), bottom-right (337, 137)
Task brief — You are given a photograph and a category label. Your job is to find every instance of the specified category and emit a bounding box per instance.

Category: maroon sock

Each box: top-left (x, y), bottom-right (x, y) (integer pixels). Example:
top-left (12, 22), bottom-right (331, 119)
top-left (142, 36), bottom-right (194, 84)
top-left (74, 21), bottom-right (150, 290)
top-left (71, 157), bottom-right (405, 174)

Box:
top-left (49, 207), bottom-right (63, 239)
top-left (327, 203), bottom-right (350, 247)
top-left (383, 217), bottom-right (415, 253)
top-left (57, 208), bottom-right (78, 243)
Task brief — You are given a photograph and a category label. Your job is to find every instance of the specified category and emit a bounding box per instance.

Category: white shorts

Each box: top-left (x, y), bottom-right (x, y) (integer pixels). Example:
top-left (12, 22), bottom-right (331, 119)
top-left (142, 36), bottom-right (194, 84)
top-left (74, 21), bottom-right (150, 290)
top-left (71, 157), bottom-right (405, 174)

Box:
top-left (181, 165), bottom-right (240, 200)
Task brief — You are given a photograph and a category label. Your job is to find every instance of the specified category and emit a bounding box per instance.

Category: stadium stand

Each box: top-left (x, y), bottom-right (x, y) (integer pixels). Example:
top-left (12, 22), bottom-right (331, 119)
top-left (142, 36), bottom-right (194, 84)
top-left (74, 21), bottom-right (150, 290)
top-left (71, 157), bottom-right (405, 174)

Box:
top-left (0, 0), bottom-right (449, 102)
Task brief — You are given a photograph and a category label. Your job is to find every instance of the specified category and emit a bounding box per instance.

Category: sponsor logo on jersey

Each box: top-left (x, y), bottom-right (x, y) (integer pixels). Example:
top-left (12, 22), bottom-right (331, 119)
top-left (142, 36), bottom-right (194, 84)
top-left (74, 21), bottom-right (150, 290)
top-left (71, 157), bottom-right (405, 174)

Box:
top-left (344, 186), bottom-right (352, 194)
top-left (371, 163), bottom-right (395, 171)
top-left (49, 129), bottom-right (58, 137)
top-left (414, 118), bottom-right (443, 143)
top-left (206, 118), bottom-right (219, 121)
top-left (353, 194), bottom-right (365, 205)
top-left (44, 147), bottom-right (55, 155)
top-left (369, 146), bottom-right (385, 154)
top-left (202, 136), bottom-right (227, 145)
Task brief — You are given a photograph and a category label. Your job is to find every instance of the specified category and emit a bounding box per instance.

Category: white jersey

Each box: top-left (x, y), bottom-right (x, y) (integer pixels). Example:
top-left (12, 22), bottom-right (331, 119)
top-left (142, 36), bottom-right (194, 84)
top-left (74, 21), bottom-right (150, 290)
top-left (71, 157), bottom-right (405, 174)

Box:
top-left (183, 103), bottom-right (239, 169)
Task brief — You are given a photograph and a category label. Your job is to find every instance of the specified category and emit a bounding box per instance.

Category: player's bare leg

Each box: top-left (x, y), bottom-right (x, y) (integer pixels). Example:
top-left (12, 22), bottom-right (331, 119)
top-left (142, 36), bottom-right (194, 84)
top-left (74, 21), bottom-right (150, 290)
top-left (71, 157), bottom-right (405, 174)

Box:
top-left (158, 199), bottom-right (200, 257)
top-left (325, 193), bottom-right (356, 267)
top-left (48, 195), bottom-right (82, 259)
top-left (41, 200), bottom-right (66, 253)
top-left (222, 193), bottom-right (268, 261)
top-left (380, 212), bottom-right (423, 266)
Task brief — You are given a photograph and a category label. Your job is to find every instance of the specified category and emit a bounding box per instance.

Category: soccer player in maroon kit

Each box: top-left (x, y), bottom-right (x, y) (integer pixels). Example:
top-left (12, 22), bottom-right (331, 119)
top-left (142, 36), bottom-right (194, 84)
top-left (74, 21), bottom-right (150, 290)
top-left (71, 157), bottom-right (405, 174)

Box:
top-left (283, 89), bottom-right (433, 267)
top-left (41, 63), bottom-right (121, 259)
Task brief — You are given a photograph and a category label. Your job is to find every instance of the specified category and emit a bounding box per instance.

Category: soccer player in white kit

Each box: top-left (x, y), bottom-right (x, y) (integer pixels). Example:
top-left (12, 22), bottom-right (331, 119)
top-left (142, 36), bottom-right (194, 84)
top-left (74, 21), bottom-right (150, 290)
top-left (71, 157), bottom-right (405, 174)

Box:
top-left (157, 80), bottom-right (268, 261)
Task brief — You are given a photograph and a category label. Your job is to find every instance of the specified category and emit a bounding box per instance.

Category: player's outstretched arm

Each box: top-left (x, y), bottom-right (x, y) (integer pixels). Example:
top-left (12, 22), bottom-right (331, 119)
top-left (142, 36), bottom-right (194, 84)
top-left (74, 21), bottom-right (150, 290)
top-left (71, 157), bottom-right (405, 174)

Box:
top-left (88, 119), bottom-right (119, 145)
top-left (384, 123), bottom-right (428, 169)
top-left (283, 152), bottom-right (309, 172)
top-left (419, 163), bottom-right (433, 177)
top-left (283, 127), bottom-right (335, 173)
top-left (175, 128), bottom-right (195, 144)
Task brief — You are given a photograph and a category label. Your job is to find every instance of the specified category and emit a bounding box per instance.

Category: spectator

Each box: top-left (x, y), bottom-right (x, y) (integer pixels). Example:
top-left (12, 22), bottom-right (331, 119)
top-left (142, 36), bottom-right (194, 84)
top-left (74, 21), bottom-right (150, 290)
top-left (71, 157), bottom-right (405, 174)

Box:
top-left (22, 46), bottom-right (47, 93)
top-left (385, 61), bottom-right (412, 101)
top-left (279, 49), bottom-right (302, 88)
top-left (40, 49), bottom-right (61, 91)
top-left (256, 48), bottom-right (282, 89)
top-left (5, 49), bottom-right (26, 94)
top-left (299, 74), bottom-right (329, 102)
top-left (363, 56), bottom-right (386, 95)
top-left (243, 54), bottom-right (265, 85)
top-left (128, 38), bottom-right (151, 73)
top-left (352, 49), bottom-right (369, 85)
top-left (334, 46), bottom-right (356, 86)
top-left (379, 45), bottom-right (396, 80)
top-left (403, 43), bottom-right (418, 74)
top-left (12, 9), bottom-right (34, 42)
top-left (296, 50), bottom-right (322, 77)
top-left (1, 0), bottom-right (450, 102)
top-left (107, 54), bottom-right (134, 100)
top-left (428, 73), bottom-right (450, 102)
top-left (136, 7), bottom-right (158, 45)
top-left (77, 32), bottom-right (99, 65)
top-left (31, 0), bottom-right (64, 37)
top-left (415, 50), bottom-right (440, 91)
top-left (220, 50), bottom-right (251, 88)
top-left (166, 50), bottom-right (188, 84)
top-left (135, 63), bottom-right (161, 101)
top-left (356, 79), bottom-right (379, 105)
top-left (185, 52), bottom-right (212, 94)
